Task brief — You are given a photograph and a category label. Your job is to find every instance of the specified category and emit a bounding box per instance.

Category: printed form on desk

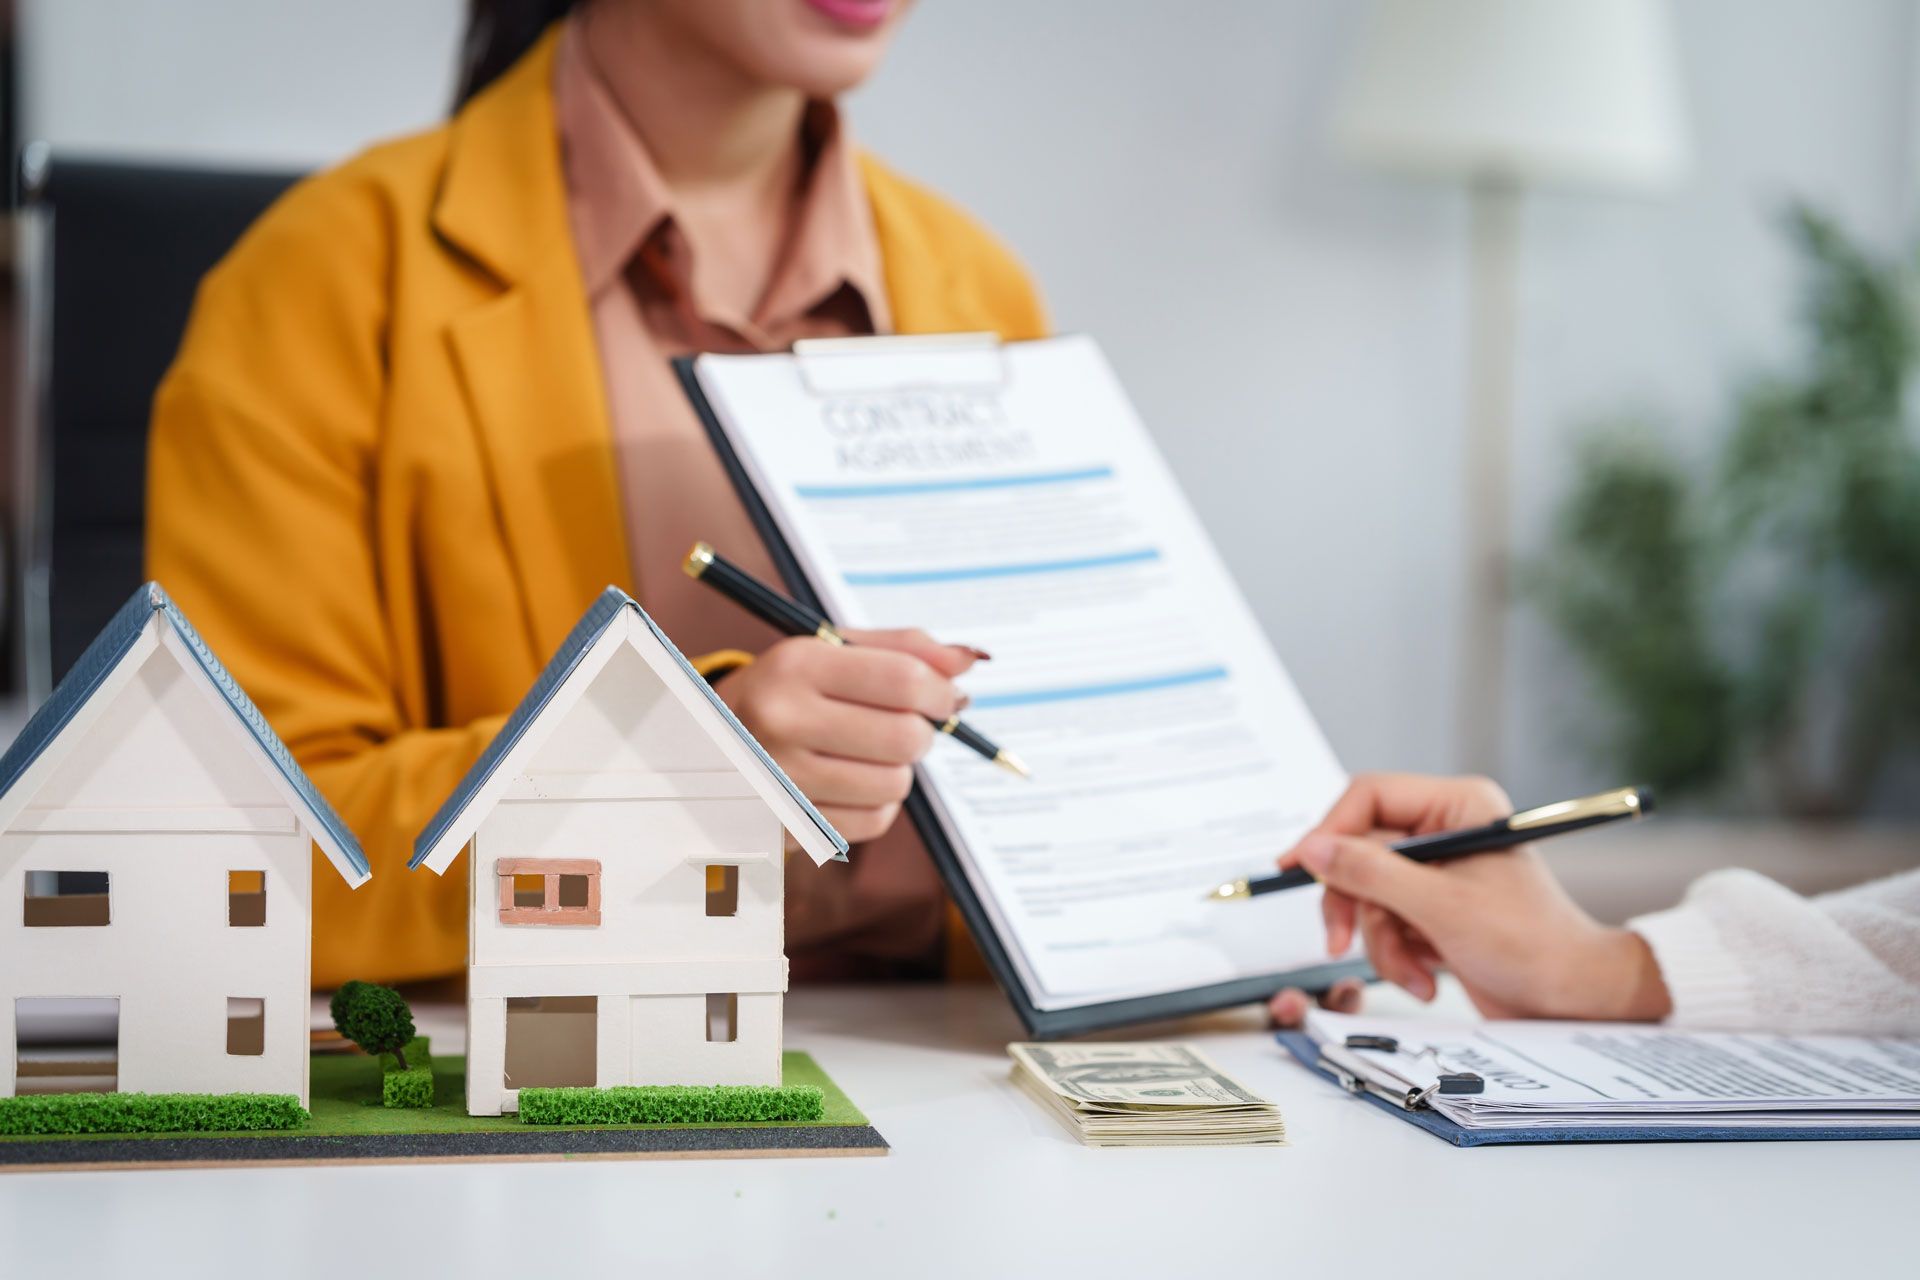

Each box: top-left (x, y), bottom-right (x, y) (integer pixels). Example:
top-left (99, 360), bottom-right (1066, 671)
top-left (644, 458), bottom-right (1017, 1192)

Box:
top-left (1305, 1010), bottom-right (1920, 1131)
top-left (689, 335), bottom-right (1351, 1014)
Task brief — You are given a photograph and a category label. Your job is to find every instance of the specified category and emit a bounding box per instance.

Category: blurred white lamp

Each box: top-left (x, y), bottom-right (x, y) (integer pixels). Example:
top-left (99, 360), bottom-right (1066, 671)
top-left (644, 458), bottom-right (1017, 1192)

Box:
top-left (1334, 0), bottom-right (1688, 771)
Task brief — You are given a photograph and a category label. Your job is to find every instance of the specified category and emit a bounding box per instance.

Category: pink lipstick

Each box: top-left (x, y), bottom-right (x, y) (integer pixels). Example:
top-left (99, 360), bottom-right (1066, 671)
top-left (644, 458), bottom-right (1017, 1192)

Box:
top-left (800, 0), bottom-right (892, 31)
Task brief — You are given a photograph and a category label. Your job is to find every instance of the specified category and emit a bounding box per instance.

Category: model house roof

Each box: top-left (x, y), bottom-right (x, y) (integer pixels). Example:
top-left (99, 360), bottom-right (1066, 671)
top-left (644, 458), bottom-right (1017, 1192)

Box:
top-left (410, 587), bottom-right (849, 875)
top-left (0, 582), bottom-right (369, 886)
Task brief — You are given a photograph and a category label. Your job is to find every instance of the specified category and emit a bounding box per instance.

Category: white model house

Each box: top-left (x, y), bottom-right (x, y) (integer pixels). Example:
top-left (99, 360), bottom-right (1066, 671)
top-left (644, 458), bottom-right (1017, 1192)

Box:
top-left (0, 583), bottom-right (369, 1106)
top-left (411, 588), bottom-right (847, 1116)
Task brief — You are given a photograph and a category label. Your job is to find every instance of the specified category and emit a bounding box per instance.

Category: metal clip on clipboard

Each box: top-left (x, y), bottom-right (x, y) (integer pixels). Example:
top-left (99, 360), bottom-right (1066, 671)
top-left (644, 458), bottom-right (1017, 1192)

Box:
top-left (1317, 1033), bottom-right (1485, 1113)
top-left (789, 332), bottom-right (1012, 397)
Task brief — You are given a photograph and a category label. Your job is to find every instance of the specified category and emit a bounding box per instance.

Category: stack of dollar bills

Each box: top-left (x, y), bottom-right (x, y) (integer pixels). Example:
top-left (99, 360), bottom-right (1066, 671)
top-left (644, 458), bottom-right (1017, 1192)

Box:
top-left (1008, 1043), bottom-right (1286, 1147)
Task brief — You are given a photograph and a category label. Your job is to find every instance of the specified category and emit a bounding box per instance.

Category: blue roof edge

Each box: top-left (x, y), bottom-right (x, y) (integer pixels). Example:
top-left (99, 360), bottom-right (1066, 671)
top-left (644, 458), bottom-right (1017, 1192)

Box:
top-left (410, 587), bottom-right (847, 870)
top-left (0, 583), bottom-right (370, 883)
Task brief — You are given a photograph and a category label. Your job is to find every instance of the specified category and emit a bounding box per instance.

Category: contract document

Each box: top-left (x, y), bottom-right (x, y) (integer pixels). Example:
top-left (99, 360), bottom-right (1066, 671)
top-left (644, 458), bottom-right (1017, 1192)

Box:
top-left (1306, 1010), bottom-right (1920, 1132)
top-left (681, 335), bottom-right (1354, 1032)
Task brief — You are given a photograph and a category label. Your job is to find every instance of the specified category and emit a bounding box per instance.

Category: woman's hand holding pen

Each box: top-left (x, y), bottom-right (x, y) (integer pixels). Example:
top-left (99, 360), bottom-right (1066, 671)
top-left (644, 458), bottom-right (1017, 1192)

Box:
top-left (715, 628), bottom-right (983, 844)
top-left (1270, 773), bottom-right (1673, 1024)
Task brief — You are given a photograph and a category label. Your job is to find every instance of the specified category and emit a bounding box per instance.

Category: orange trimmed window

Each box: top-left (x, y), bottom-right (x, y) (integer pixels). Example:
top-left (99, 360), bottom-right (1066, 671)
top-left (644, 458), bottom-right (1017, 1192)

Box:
top-left (496, 858), bottom-right (601, 926)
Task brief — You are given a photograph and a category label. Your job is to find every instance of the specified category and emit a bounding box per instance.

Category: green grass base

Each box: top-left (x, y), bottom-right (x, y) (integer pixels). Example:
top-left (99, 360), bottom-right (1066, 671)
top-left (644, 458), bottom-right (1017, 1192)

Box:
top-left (0, 1051), bottom-right (862, 1143)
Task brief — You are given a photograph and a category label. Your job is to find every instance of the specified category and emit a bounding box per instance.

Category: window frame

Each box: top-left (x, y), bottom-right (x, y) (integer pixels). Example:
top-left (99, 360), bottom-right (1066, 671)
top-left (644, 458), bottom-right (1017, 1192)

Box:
top-left (495, 858), bottom-right (602, 926)
top-left (706, 992), bottom-right (738, 1043)
top-left (22, 870), bottom-right (111, 927)
top-left (704, 863), bottom-right (740, 917)
top-left (226, 997), bottom-right (265, 1056)
top-left (227, 869), bottom-right (267, 927)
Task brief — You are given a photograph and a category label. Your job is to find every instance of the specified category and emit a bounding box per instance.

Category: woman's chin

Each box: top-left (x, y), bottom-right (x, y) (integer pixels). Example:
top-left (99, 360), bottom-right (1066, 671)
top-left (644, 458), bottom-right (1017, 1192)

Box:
top-left (774, 0), bottom-right (906, 93)
top-left (757, 40), bottom-right (897, 98)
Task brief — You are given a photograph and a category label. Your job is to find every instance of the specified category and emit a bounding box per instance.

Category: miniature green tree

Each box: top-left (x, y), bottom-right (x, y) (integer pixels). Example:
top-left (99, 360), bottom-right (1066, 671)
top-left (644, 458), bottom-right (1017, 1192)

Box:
top-left (331, 981), bottom-right (416, 1071)
top-left (327, 980), bottom-right (368, 1032)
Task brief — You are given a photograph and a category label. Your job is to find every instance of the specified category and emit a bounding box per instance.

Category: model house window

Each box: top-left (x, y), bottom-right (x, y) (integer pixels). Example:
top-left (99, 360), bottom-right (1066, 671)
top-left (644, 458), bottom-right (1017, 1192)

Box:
top-left (14, 997), bottom-right (117, 1095)
top-left (226, 998), bottom-right (265, 1056)
top-left (706, 993), bottom-right (738, 1043)
top-left (705, 864), bottom-right (739, 917)
top-left (495, 858), bottom-right (601, 926)
top-left (227, 870), bottom-right (266, 926)
top-left (22, 871), bottom-right (110, 927)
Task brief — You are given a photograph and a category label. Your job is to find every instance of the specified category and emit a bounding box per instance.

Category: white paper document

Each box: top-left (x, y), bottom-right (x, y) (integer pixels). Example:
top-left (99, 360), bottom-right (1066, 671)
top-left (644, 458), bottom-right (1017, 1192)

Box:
top-left (691, 335), bottom-right (1350, 1012)
top-left (1307, 1010), bottom-right (1920, 1131)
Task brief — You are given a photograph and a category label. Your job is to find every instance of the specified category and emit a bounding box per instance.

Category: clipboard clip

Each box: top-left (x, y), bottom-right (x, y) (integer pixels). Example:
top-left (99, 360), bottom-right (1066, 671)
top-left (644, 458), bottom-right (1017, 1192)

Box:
top-left (1323, 1056), bottom-right (1366, 1095)
top-left (790, 332), bottom-right (1012, 397)
top-left (1416, 1074), bottom-right (1487, 1105)
top-left (1322, 1034), bottom-right (1485, 1111)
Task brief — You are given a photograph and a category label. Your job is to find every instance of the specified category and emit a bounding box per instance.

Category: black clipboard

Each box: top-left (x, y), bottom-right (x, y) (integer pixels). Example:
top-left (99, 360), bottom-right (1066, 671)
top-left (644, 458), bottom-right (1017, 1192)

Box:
top-left (675, 348), bottom-right (1368, 1038)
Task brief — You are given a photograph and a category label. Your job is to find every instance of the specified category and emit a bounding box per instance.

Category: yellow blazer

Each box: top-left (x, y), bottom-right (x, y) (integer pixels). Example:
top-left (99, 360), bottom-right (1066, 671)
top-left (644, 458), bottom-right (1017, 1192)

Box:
top-left (146, 27), bottom-right (1046, 986)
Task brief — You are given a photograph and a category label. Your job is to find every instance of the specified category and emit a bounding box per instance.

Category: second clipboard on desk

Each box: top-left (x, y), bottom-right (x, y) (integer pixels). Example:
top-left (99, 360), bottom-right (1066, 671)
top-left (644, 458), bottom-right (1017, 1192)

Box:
top-left (1280, 1009), bottom-right (1920, 1147)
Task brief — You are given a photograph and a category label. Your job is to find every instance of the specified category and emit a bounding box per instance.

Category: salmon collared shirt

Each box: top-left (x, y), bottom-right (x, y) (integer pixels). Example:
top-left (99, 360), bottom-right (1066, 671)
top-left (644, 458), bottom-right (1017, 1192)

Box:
top-left (553, 17), bottom-right (947, 978)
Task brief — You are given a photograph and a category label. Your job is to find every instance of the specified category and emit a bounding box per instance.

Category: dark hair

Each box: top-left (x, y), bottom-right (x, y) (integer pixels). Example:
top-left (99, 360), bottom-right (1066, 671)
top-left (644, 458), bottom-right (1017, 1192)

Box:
top-left (457, 0), bottom-right (580, 106)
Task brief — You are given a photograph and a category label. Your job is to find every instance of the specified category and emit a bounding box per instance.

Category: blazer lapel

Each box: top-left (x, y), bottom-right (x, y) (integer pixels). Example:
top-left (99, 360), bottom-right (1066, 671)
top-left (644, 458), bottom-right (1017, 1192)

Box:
top-left (446, 275), bottom-right (630, 661)
top-left (432, 26), bottom-right (632, 661)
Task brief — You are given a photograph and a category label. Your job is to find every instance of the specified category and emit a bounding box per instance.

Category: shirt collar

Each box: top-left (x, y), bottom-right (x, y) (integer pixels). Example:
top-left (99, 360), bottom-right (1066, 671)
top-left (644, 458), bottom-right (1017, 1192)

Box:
top-left (553, 15), bottom-right (891, 335)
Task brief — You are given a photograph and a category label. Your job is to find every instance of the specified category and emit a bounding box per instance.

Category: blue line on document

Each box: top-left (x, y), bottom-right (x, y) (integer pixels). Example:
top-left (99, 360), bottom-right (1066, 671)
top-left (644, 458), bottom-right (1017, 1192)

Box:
top-left (843, 547), bottom-right (1160, 586)
top-left (795, 466), bottom-right (1114, 500)
top-left (970, 666), bottom-right (1230, 710)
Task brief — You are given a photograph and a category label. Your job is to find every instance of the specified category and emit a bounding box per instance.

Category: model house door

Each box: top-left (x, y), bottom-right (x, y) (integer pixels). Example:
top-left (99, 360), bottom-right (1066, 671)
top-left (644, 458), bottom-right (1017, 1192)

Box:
top-left (502, 995), bottom-right (597, 1089)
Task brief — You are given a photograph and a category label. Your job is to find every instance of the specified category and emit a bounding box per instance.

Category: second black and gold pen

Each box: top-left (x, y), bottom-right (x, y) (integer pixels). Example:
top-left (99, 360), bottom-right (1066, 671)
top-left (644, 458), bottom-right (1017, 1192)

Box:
top-left (683, 542), bottom-right (1030, 778)
top-left (1209, 784), bottom-right (1656, 901)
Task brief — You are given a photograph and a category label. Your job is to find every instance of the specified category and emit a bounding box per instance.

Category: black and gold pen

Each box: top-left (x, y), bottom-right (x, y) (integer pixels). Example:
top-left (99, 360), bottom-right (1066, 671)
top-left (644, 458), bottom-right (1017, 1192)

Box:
top-left (683, 542), bottom-right (1030, 778)
top-left (1208, 785), bottom-right (1655, 901)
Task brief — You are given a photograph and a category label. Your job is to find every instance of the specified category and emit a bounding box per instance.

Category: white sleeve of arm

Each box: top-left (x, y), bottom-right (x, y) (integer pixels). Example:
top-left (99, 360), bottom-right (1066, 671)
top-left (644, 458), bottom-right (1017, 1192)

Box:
top-left (1627, 868), bottom-right (1920, 1035)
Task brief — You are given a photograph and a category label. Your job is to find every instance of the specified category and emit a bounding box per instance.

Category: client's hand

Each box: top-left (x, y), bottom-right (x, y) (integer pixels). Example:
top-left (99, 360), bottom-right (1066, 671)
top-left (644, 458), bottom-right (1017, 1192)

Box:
top-left (715, 629), bottom-right (981, 844)
top-left (1267, 979), bottom-right (1366, 1028)
top-left (1271, 773), bottom-right (1672, 1023)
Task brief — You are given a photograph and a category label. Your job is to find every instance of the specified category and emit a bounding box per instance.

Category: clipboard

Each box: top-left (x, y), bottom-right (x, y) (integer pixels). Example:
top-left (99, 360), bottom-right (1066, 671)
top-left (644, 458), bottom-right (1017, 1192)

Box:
top-left (674, 337), bottom-right (1368, 1039)
top-left (1275, 1031), bottom-right (1920, 1147)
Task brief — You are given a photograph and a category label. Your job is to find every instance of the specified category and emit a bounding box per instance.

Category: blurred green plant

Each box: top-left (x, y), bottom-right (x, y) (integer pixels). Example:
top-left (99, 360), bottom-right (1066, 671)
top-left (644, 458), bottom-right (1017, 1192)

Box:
top-left (1531, 204), bottom-right (1920, 816)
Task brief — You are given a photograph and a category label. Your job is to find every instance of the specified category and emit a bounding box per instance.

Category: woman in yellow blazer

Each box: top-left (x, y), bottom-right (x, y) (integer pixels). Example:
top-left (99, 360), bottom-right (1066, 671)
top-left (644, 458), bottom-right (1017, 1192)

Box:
top-left (146, 0), bottom-right (1044, 986)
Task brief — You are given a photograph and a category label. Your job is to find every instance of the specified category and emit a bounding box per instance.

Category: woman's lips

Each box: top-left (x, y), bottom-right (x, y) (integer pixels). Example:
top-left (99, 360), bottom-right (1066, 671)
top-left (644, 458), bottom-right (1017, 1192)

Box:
top-left (800, 0), bottom-right (892, 32)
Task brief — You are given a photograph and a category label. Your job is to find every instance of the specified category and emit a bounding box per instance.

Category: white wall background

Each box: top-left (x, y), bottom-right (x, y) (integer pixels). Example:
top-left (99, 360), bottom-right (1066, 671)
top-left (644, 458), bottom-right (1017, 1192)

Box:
top-left (20, 0), bottom-right (1920, 811)
top-left (18, 0), bottom-right (464, 167)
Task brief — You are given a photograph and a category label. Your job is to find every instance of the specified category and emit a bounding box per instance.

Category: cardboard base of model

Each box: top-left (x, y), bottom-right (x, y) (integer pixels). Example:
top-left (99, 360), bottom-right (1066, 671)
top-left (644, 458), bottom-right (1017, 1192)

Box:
top-left (0, 1047), bottom-right (884, 1171)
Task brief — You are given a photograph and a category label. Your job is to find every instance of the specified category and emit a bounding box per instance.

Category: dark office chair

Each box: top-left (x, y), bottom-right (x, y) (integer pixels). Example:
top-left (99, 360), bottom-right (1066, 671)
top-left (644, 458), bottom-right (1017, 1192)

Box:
top-left (15, 148), bottom-right (303, 695)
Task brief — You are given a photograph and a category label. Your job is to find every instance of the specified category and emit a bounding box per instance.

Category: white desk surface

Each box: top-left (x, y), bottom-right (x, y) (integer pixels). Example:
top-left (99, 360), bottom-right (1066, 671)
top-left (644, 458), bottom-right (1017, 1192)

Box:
top-left (1, 981), bottom-right (1910, 1279)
